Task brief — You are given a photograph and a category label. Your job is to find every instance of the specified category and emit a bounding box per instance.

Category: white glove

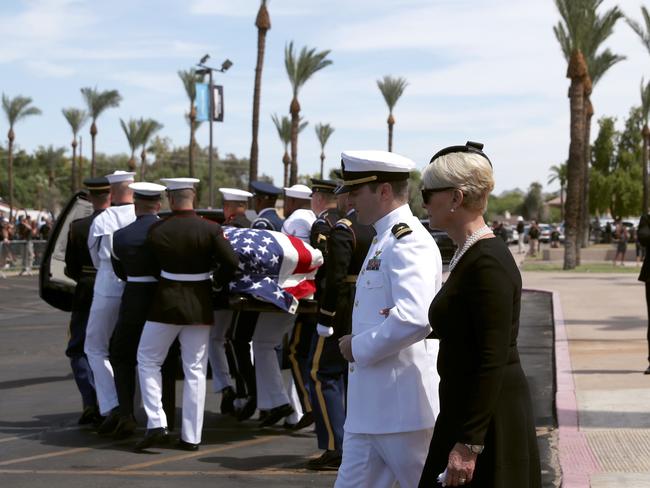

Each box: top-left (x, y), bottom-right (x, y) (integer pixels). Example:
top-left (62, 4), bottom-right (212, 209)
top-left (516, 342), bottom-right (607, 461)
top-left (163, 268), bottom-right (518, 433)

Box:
top-left (317, 323), bottom-right (334, 337)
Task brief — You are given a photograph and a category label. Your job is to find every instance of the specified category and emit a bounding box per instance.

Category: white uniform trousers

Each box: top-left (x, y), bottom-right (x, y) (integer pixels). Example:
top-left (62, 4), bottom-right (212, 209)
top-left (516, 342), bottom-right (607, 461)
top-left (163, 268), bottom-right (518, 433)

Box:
top-left (208, 310), bottom-right (234, 393)
top-left (137, 321), bottom-right (211, 445)
top-left (252, 312), bottom-right (294, 410)
top-left (84, 294), bottom-right (121, 415)
top-left (334, 427), bottom-right (434, 488)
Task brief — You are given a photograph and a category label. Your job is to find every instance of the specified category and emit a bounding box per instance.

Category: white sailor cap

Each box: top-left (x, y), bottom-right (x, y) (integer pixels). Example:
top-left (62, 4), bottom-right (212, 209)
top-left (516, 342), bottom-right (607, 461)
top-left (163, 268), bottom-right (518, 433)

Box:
top-left (219, 187), bottom-right (253, 202)
top-left (129, 182), bottom-right (166, 200)
top-left (105, 170), bottom-right (136, 184)
top-left (160, 177), bottom-right (200, 191)
top-left (337, 150), bottom-right (415, 193)
top-left (284, 184), bottom-right (312, 200)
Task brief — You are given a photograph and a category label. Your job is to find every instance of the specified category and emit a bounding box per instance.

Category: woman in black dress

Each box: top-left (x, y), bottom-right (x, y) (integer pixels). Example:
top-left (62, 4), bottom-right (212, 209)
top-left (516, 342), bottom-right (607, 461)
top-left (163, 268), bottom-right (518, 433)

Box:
top-left (418, 142), bottom-right (541, 487)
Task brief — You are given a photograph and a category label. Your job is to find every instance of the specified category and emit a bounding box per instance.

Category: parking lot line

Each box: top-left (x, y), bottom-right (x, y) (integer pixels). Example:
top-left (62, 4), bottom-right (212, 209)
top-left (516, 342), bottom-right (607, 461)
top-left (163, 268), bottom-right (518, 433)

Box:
top-left (0, 438), bottom-right (130, 466)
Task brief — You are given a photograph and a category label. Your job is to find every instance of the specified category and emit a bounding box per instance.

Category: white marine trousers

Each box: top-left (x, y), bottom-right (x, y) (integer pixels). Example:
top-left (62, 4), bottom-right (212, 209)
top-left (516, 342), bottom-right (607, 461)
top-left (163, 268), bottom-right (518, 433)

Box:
top-left (208, 310), bottom-right (234, 393)
top-left (334, 427), bottom-right (434, 488)
top-left (84, 294), bottom-right (121, 415)
top-left (137, 321), bottom-right (210, 445)
top-left (252, 312), bottom-right (294, 410)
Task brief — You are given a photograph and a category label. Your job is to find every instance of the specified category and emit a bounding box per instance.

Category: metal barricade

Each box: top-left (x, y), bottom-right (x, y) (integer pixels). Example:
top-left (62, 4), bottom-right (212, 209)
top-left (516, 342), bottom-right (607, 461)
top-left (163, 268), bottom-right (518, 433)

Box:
top-left (0, 239), bottom-right (48, 272)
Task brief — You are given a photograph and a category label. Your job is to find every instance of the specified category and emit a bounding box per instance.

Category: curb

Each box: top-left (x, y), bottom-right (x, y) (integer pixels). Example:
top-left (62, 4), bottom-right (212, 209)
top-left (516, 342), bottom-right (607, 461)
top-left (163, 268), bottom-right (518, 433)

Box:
top-left (523, 288), bottom-right (602, 488)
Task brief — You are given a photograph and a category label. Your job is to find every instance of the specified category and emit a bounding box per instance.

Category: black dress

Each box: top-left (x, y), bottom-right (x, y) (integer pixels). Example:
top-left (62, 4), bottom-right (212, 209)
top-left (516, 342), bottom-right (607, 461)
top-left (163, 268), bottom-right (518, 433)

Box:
top-left (419, 237), bottom-right (541, 487)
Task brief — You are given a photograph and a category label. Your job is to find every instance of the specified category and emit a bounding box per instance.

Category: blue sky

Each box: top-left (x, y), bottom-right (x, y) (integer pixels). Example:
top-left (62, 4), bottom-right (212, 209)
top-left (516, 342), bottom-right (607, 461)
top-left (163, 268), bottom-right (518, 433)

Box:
top-left (1, 0), bottom-right (648, 194)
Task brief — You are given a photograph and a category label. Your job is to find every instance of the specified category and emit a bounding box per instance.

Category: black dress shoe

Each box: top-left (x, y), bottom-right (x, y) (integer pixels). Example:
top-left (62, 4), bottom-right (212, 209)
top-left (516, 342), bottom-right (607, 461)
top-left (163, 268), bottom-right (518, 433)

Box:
top-left (174, 439), bottom-right (200, 451)
top-left (259, 403), bottom-right (294, 427)
top-left (236, 397), bottom-right (257, 421)
top-left (645, 365), bottom-right (650, 375)
top-left (78, 405), bottom-right (101, 426)
top-left (96, 409), bottom-right (121, 435)
top-left (292, 411), bottom-right (314, 430)
top-left (112, 415), bottom-right (137, 440)
top-left (134, 427), bottom-right (169, 451)
top-left (306, 450), bottom-right (342, 471)
top-left (220, 386), bottom-right (236, 415)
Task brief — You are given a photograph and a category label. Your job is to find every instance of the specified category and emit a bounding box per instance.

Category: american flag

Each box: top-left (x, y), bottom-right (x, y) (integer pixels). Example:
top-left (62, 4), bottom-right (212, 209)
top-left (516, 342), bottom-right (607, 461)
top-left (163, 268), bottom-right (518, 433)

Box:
top-left (224, 228), bottom-right (323, 313)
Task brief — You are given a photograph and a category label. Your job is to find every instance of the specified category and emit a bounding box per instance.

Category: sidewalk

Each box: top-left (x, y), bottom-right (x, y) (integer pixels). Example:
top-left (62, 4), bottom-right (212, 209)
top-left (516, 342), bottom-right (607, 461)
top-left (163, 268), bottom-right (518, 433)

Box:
top-left (522, 270), bottom-right (650, 487)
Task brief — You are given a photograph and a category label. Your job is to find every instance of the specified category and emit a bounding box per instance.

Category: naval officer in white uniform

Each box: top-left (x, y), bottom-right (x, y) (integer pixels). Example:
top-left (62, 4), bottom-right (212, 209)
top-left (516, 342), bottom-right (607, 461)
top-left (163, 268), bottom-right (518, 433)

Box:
top-left (334, 151), bottom-right (442, 488)
top-left (85, 170), bottom-right (137, 430)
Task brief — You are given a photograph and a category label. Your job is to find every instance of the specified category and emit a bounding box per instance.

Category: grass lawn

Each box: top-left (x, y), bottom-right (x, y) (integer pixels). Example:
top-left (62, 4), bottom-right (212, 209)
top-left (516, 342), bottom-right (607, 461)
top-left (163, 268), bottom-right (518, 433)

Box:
top-left (521, 261), bottom-right (640, 273)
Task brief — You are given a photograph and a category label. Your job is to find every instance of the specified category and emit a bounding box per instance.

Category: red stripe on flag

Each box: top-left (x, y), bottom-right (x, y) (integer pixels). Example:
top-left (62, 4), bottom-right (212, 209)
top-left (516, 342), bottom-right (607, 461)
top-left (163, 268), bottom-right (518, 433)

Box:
top-left (284, 280), bottom-right (316, 300)
top-left (287, 235), bottom-right (316, 273)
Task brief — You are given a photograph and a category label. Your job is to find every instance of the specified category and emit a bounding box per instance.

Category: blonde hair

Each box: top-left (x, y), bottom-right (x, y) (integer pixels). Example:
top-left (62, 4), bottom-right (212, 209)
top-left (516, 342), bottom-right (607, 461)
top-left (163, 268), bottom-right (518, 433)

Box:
top-left (422, 152), bottom-right (494, 212)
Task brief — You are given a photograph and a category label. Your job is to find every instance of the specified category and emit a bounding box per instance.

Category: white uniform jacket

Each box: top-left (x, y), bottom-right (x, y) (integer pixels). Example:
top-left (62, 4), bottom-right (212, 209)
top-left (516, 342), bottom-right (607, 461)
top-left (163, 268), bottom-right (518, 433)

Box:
top-left (347, 204), bottom-right (442, 434)
top-left (88, 204), bottom-right (136, 297)
top-left (281, 208), bottom-right (316, 244)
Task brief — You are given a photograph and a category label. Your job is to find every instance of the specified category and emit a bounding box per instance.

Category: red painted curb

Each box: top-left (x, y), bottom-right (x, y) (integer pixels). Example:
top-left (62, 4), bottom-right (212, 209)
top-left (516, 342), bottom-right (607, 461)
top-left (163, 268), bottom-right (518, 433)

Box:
top-left (523, 288), bottom-right (601, 487)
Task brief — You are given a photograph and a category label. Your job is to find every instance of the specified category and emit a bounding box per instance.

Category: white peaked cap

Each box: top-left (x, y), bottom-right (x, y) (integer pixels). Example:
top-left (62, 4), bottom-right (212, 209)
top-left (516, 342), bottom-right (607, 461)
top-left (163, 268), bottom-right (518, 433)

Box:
top-left (129, 182), bottom-right (166, 199)
top-left (105, 170), bottom-right (136, 184)
top-left (219, 187), bottom-right (253, 202)
top-left (284, 184), bottom-right (312, 200)
top-left (341, 150), bottom-right (415, 173)
top-left (160, 177), bottom-right (200, 191)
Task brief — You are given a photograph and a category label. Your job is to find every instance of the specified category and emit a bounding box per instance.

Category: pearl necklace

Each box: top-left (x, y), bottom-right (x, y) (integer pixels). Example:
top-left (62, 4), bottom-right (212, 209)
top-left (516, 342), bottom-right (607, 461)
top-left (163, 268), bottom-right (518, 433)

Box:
top-left (448, 225), bottom-right (493, 273)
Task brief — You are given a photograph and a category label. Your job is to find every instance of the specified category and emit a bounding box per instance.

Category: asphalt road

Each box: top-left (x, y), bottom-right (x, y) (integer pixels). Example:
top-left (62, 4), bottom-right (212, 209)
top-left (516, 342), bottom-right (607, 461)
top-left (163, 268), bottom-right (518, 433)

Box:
top-left (0, 276), bottom-right (558, 487)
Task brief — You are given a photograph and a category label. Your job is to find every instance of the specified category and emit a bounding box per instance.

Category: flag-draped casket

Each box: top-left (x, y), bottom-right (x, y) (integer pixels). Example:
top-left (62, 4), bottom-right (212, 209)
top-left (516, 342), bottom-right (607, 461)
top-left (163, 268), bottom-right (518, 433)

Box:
top-left (224, 228), bottom-right (323, 313)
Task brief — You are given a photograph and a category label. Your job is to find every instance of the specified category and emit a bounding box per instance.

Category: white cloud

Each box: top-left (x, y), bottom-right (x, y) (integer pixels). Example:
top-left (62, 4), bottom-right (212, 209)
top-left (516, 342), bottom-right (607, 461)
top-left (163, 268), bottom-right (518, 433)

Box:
top-left (23, 60), bottom-right (75, 78)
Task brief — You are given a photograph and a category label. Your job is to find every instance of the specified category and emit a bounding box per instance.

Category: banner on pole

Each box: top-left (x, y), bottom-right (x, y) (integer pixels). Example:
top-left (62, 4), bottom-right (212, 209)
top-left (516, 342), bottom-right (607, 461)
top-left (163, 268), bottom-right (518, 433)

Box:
top-left (213, 85), bottom-right (224, 122)
top-left (195, 82), bottom-right (209, 122)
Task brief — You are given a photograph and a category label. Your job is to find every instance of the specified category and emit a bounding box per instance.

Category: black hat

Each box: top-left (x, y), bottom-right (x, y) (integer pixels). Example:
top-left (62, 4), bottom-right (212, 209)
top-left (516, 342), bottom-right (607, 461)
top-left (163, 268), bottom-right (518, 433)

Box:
top-left (429, 141), bottom-right (492, 167)
top-left (83, 176), bottom-right (110, 194)
top-left (310, 178), bottom-right (338, 194)
top-left (250, 180), bottom-right (282, 197)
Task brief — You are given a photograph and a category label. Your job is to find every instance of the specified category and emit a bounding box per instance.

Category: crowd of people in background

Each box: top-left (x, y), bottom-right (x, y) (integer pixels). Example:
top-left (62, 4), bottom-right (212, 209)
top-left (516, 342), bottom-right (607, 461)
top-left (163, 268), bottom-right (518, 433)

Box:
top-left (0, 210), bottom-right (53, 277)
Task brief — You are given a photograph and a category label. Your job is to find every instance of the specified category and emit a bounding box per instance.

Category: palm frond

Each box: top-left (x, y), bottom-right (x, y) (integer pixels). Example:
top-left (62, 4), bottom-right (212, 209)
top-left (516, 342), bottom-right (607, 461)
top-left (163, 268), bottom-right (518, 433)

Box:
top-left (271, 113), bottom-right (306, 145)
top-left (315, 123), bottom-right (335, 148)
top-left (626, 6), bottom-right (650, 54)
top-left (285, 41), bottom-right (333, 96)
top-left (139, 118), bottom-right (164, 146)
top-left (548, 163), bottom-right (568, 186)
top-left (377, 76), bottom-right (408, 111)
top-left (62, 108), bottom-right (87, 135)
top-left (120, 118), bottom-right (142, 153)
top-left (1, 94), bottom-right (41, 127)
top-left (80, 87), bottom-right (122, 120)
top-left (589, 49), bottom-right (625, 85)
top-left (178, 69), bottom-right (205, 102)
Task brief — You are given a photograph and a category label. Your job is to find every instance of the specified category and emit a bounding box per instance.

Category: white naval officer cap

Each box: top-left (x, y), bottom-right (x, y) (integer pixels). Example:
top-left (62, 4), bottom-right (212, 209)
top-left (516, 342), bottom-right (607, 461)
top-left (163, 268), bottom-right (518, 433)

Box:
top-left (284, 184), bottom-right (312, 200)
top-left (160, 177), bottom-right (200, 191)
top-left (105, 170), bottom-right (136, 184)
top-left (129, 182), bottom-right (166, 200)
top-left (337, 150), bottom-right (415, 194)
top-left (219, 187), bottom-right (253, 202)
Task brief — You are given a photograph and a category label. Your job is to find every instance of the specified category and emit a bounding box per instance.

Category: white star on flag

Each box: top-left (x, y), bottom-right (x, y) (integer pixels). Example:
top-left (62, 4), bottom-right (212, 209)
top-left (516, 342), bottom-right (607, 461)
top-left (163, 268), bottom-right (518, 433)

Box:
top-left (251, 282), bottom-right (262, 290)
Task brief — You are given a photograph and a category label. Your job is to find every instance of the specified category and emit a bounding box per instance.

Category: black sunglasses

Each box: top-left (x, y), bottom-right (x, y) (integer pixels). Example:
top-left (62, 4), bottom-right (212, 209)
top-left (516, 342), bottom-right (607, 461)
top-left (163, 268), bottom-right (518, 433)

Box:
top-left (429, 140), bottom-right (493, 168)
top-left (421, 187), bottom-right (456, 203)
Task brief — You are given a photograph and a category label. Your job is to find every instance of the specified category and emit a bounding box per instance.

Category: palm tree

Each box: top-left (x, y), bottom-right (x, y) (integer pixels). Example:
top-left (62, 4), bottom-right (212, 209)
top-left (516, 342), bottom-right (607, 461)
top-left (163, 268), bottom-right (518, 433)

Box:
top-left (548, 163), bottom-right (568, 222)
top-left (555, 0), bottom-right (623, 253)
top-left (284, 41), bottom-right (332, 185)
top-left (80, 87), bottom-right (122, 177)
top-left (377, 76), bottom-right (408, 152)
top-left (138, 118), bottom-right (163, 180)
top-left (249, 0), bottom-right (271, 186)
top-left (62, 108), bottom-right (87, 193)
top-left (1, 94), bottom-right (41, 221)
top-left (120, 118), bottom-right (143, 172)
top-left (640, 79), bottom-right (650, 214)
top-left (178, 69), bottom-right (205, 177)
top-left (271, 113), bottom-right (307, 187)
top-left (315, 123), bottom-right (335, 178)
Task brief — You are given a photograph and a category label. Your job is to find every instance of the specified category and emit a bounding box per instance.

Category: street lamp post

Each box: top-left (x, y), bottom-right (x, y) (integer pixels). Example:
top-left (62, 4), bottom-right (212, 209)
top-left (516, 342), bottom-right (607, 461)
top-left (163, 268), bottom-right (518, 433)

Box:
top-left (197, 55), bottom-right (233, 208)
